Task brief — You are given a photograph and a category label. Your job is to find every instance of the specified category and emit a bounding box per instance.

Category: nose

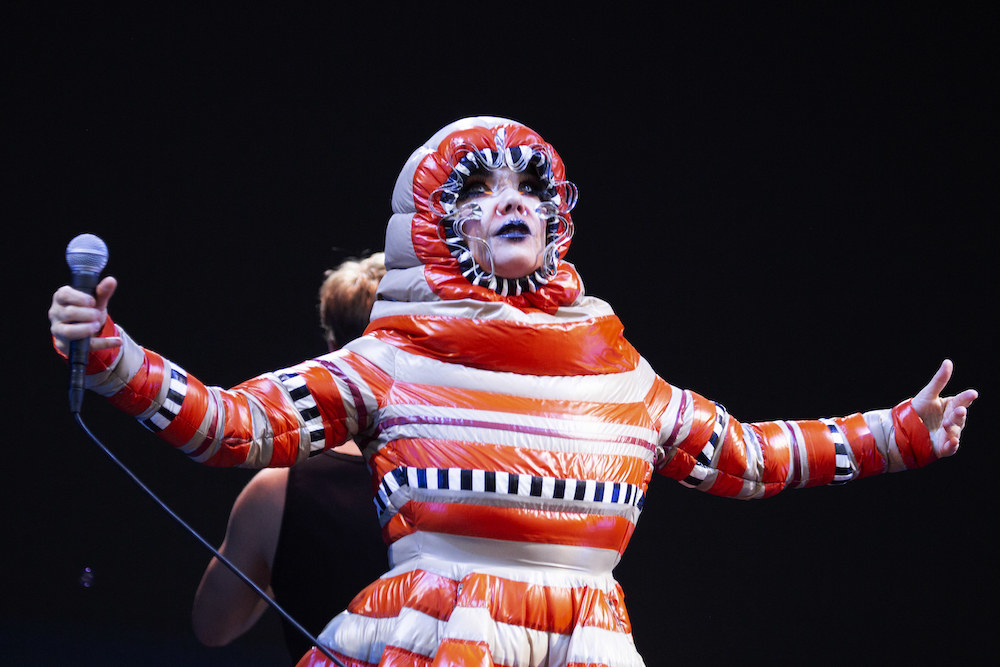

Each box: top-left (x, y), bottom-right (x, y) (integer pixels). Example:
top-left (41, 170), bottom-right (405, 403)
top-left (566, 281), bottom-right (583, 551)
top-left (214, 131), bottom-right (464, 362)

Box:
top-left (495, 188), bottom-right (527, 216)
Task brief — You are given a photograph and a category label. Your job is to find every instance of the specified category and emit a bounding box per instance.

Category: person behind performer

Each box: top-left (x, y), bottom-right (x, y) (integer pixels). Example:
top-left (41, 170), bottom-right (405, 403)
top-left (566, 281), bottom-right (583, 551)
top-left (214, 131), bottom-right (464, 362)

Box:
top-left (191, 252), bottom-right (387, 662)
top-left (49, 117), bottom-right (978, 667)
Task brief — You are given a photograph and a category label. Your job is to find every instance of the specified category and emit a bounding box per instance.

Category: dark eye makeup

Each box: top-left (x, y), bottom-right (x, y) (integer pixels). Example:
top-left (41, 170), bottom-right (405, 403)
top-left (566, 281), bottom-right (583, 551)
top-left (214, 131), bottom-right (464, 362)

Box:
top-left (457, 173), bottom-right (544, 202)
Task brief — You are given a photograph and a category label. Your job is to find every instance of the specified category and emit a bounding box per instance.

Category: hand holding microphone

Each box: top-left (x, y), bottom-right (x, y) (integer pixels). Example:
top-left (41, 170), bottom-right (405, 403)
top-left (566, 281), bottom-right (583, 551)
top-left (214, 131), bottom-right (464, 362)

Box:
top-left (49, 234), bottom-right (118, 412)
top-left (50, 240), bottom-right (347, 666)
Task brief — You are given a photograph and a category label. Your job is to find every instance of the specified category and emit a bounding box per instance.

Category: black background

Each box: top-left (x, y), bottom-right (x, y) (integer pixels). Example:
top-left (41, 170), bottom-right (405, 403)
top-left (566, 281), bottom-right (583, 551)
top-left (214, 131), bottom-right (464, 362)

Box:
top-left (4, 3), bottom-right (996, 665)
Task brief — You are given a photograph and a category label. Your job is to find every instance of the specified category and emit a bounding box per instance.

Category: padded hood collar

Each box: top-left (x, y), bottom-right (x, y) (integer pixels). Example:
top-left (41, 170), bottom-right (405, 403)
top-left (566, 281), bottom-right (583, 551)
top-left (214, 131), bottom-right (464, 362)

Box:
top-left (380, 116), bottom-right (583, 315)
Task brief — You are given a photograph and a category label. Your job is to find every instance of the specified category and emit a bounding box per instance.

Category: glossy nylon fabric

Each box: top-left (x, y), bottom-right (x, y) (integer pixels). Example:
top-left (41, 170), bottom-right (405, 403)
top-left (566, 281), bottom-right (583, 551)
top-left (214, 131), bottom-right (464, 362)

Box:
top-left (379, 116), bottom-right (584, 314)
top-left (74, 117), bottom-right (932, 667)
top-left (303, 117), bottom-right (652, 666)
top-left (295, 117), bottom-right (920, 665)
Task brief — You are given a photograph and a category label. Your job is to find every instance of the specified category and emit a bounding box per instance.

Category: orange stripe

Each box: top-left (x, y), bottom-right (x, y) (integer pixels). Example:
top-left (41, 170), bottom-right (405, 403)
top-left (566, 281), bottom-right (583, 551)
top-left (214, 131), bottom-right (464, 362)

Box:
top-left (759, 481), bottom-right (787, 499)
top-left (706, 471), bottom-right (747, 497)
top-left (203, 391), bottom-right (257, 466)
top-left (381, 512), bottom-right (416, 546)
top-left (674, 392), bottom-right (716, 458)
top-left (643, 376), bottom-right (674, 435)
top-left (331, 350), bottom-right (397, 399)
top-left (387, 381), bottom-right (655, 429)
top-left (892, 399), bottom-right (936, 468)
top-left (370, 441), bottom-right (651, 490)
top-left (459, 573), bottom-right (632, 635)
top-left (159, 375), bottom-right (206, 447)
top-left (401, 501), bottom-right (634, 552)
top-left (798, 421), bottom-right (837, 486)
top-left (236, 376), bottom-right (303, 435)
top-left (349, 570), bottom-right (631, 639)
top-left (381, 645), bottom-right (434, 667)
top-left (837, 413), bottom-right (885, 477)
top-left (661, 416), bottom-right (804, 497)
top-left (714, 419), bottom-right (749, 479)
top-left (348, 569), bottom-right (458, 621)
top-left (366, 315), bottom-right (639, 376)
top-left (299, 363), bottom-right (350, 452)
top-left (657, 449), bottom-right (695, 482)
top-left (426, 641), bottom-right (495, 667)
top-left (192, 350), bottom-right (394, 467)
top-left (752, 422), bottom-right (792, 485)
top-left (421, 262), bottom-right (583, 315)
top-left (106, 349), bottom-right (164, 417)
top-left (83, 314), bottom-right (120, 373)
top-left (231, 375), bottom-right (303, 464)
top-left (294, 647), bottom-right (374, 667)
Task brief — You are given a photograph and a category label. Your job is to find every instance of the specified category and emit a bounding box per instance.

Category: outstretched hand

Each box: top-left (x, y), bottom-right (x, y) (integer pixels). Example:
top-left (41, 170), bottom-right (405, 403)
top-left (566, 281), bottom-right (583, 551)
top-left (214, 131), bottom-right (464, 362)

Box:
top-left (48, 276), bottom-right (121, 356)
top-left (911, 360), bottom-right (978, 458)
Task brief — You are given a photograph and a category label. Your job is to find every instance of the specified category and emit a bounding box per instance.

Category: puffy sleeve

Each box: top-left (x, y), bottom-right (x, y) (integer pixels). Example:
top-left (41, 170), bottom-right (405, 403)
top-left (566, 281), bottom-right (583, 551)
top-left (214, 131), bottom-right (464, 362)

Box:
top-left (78, 316), bottom-right (391, 468)
top-left (648, 377), bottom-right (936, 499)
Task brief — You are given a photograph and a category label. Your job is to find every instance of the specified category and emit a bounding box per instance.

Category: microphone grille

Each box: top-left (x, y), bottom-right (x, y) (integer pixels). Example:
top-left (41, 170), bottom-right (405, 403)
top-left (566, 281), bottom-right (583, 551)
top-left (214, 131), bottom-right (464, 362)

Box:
top-left (66, 234), bottom-right (109, 273)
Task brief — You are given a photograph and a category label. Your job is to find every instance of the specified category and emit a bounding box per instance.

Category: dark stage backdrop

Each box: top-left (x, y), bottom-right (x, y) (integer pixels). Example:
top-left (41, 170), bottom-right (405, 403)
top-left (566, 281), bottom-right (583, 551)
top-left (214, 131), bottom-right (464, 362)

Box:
top-left (5, 4), bottom-right (996, 666)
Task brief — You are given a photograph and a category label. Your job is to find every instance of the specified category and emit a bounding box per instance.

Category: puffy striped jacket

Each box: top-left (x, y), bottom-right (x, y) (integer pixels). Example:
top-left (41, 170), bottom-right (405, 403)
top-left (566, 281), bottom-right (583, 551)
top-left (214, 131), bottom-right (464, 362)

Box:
top-left (80, 117), bottom-right (936, 667)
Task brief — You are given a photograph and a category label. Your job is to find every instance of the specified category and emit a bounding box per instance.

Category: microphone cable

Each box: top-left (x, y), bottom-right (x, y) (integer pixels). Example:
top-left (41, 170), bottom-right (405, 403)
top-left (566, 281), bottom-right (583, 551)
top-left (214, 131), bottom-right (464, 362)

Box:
top-left (72, 411), bottom-right (347, 667)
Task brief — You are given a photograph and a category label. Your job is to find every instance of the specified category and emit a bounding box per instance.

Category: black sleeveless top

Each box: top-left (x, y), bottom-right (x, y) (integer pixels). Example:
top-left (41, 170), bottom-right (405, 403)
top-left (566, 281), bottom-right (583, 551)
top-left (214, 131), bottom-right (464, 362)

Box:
top-left (270, 450), bottom-right (388, 662)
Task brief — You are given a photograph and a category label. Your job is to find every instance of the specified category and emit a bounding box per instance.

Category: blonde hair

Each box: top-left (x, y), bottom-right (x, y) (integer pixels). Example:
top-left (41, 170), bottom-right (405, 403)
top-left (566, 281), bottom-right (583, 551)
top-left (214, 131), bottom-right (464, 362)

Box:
top-left (318, 252), bottom-right (386, 350)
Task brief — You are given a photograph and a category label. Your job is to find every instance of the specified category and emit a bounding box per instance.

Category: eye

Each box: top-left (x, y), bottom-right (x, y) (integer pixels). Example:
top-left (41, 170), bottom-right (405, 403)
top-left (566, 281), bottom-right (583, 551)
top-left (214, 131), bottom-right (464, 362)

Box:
top-left (517, 179), bottom-right (542, 195)
top-left (518, 179), bottom-right (545, 197)
top-left (457, 178), bottom-right (490, 201)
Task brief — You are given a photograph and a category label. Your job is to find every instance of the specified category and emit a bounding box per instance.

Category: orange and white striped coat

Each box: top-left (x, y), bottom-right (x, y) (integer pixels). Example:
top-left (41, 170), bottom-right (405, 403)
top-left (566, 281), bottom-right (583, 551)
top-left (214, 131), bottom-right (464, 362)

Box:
top-left (77, 117), bottom-right (937, 667)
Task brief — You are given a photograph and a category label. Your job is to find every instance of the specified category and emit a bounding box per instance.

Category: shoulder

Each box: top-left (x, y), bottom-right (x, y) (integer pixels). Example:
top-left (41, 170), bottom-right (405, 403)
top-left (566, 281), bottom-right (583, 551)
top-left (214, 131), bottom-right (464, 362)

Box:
top-left (230, 467), bottom-right (290, 522)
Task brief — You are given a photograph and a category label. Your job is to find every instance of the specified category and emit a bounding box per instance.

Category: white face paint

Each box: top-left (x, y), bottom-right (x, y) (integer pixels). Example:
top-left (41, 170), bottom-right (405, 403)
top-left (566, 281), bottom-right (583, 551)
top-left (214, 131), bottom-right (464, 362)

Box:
top-left (456, 167), bottom-right (548, 278)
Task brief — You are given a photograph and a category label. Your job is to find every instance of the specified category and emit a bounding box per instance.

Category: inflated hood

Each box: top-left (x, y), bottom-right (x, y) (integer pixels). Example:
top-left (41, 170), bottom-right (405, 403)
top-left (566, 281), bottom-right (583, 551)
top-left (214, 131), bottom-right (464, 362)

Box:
top-left (379, 116), bottom-right (584, 314)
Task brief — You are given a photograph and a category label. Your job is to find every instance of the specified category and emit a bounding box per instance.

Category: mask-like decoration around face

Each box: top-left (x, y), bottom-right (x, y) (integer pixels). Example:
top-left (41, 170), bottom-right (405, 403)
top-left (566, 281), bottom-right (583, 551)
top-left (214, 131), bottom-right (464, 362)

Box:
top-left (431, 128), bottom-right (577, 296)
top-left (386, 117), bottom-right (584, 313)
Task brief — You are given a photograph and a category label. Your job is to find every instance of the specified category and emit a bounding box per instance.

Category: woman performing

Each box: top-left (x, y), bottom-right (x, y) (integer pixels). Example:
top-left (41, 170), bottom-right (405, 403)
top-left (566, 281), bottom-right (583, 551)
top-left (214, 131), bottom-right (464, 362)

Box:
top-left (49, 116), bottom-right (977, 667)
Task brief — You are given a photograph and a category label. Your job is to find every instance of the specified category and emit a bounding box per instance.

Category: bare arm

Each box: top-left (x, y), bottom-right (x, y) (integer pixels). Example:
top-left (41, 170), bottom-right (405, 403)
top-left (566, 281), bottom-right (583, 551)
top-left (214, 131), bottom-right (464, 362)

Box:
top-left (191, 467), bottom-right (289, 646)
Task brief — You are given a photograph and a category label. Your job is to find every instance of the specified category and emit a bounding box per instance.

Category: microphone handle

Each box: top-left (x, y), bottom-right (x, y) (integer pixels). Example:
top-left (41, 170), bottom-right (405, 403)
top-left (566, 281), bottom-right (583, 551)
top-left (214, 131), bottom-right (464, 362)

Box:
top-left (69, 271), bottom-right (100, 413)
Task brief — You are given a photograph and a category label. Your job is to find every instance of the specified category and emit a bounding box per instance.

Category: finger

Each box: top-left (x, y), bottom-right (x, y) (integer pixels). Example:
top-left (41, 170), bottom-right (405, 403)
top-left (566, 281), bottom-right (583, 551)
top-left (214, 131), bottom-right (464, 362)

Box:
top-left (94, 276), bottom-right (118, 311)
top-left (89, 336), bottom-right (122, 351)
top-left (52, 333), bottom-right (121, 357)
top-left (937, 435), bottom-right (960, 458)
top-left (944, 404), bottom-right (969, 431)
top-left (938, 396), bottom-right (976, 458)
top-left (52, 320), bottom-right (103, 343)
top-left (950, 388), bottom-right (979, 410)
top-left (53, 284), bottom-right (97, 308)
top-left (917, 359), bottom-right (953, 401)
top-left (53, 304), bottom-right (103, 325)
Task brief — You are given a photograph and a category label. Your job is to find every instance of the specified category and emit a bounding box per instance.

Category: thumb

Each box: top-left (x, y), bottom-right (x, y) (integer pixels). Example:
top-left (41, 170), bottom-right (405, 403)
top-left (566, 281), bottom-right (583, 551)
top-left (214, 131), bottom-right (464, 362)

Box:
top-left (917, 359), bottom-right (953, 403)
top-left (94, 276), bottom-right (118, 312)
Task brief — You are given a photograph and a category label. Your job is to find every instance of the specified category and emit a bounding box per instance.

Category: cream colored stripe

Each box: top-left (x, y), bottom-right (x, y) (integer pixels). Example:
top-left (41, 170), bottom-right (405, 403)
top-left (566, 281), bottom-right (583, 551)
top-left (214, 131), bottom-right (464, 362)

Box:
top-left (386, 532), bottom-right (621, 581)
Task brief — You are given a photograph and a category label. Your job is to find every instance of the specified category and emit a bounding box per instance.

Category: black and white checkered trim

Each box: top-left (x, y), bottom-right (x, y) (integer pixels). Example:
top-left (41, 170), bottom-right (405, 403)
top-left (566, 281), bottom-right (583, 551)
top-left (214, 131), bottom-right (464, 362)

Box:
top-left (698, 402), bottom-right (728, 467)
top-left (435, 142), bottom-right (559, 215)
top-left (430, 130), bottom-right (576, 297)
top-left (141, 363), bottom-right (188, 432)
top-left (374, 466), bottom-right (645, 518)
top-left (680, 402), bottom-right (728, 489)
top-left (278, 372), bottom-right (326, 452)
top-left (822, 419), bottom-right (856, 484)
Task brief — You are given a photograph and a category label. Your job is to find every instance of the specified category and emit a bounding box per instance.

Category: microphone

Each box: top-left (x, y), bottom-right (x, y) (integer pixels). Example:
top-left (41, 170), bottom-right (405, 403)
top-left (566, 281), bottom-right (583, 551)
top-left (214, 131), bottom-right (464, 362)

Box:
top-left (65, 233), bottom-right (109, 413)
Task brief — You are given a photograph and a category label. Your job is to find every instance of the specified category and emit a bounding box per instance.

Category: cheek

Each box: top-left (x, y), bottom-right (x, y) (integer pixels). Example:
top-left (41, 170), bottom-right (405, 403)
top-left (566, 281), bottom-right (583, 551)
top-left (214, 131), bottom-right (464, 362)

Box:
top-left (460, 216), bottom-right (486, 240)
top-left (530, 218), bottom-right (546, 248)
